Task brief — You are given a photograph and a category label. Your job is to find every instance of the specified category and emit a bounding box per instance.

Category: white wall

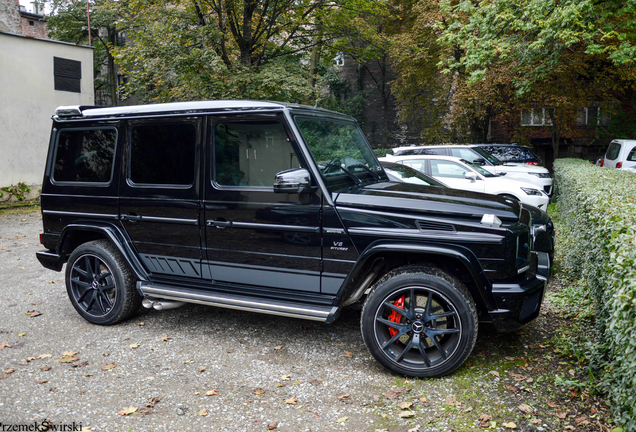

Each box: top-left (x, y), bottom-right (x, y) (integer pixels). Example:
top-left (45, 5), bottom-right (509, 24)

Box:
top-left (0, 32), bottom-right (93, 188)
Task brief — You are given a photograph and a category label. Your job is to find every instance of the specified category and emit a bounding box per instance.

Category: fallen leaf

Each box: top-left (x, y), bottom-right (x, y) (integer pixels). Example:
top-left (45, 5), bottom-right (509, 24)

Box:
top-left (40, 366), bottom-right (51, 372)
top-left (569, 369), bottom-right (575, 377)
top-left (18, 333), bottom-right (26, 337)
top-left (253, 388), bottom-right (265, 395)
top-left (281, 374), bottom-right (292, 381)
top-left (518, 403), bottom-right (533, 414)
top-left (0, 341), bottom-right (11, 350)
top-left (382, 387), bottom-right (411, 400)
top-left (314, 413), bottom-right (320, 418)
top-left (274, 345), bottom-right (283, 350)
top-left (506, 384), bottom-right (519, 395)
top-left (161, 336), bottom-right (172, 342)
top-left (118, 406), bottom-right (138, 416)
top-left (267, 421), bottom-right (278, 430)
top-left (199, 366), bottom-right (206, 373)
top-left (285, 396), bottom-right (298, 405)
top-left (37, 354), bottom-right (52, 359)
top-left (478, 414), bottom-right (492, 422)
top-left (337, 393), bottom-right (350, 400)
top-left (343, 351), bottom-right (353, 358)
top-left (276, 382), bottom-right (285, 387)
top-left (419, 397), bottom-right (427, 403)
top-left (101, 363), bottom-right (116, 371)
top-left (398, 401), bottom-right (413, 409)
top-left (26, 310), bottom-right (42, 317)
top-left (146, 397), bottom-right (161, 408)
top-left (398, 410), bottom-right (415, 418)
top-left (531, 418), bottom-right (541, 425)
top-left (295, 405), bottom-right (303, 410)
top-left (129, 343), bottom-right (140, 349)
top-left (488, 370), bottom-right (500, 377)
top-left (205, 389), bottom-right (219, 396)
top-left (138, 322), bottom-right (145, 326)
top-left (555, 411), bottom-right (567, 419)
top-left (547, 401), bottom-right (558, 408)
top-left (62, 351), bottom-right (78, 356)
top-left (310, 379), bottom-right (321, 385)
top-left (71, 361), bottom-right (89, 368)
top-left (526, 377), bottom-right (534, 383)
top-left (227, 349), bottom-right (236, 353)
top-left (3, 368), bottom-right (15, 374)
top-left (463, 406), bottom-right (474, 413)
top-left (198, 408), bottom-right (208, 416)
top-left (564, 427), bottom-right (575, 431)
top-left (137, 408), bottom-right (151, 416)
top-left (446, 396), bottom-right (456, 406)
top-left (36, 379), bottom-right (48, 384)
top-left (58, 356), bottom-right (79, 363)
top-left (503, 422), bottom-right (517, 429)
top-left (184, 359), bottom-right (193, 364)
top-left (335, 417), bottom-right (348, 423)
top-left (26, 357), bottom-right (35, 362)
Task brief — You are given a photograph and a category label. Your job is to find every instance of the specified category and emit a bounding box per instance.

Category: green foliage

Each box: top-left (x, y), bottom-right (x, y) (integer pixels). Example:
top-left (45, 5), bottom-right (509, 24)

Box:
top-left (553, 158), bottom-right (636, 430)
top-left (1, 182), bottom-right (31, 201)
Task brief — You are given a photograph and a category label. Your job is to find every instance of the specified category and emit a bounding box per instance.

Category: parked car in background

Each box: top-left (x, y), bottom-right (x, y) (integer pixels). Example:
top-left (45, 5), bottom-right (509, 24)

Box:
top-left (474, 144), bottom-right (543, 166)
top-left (391, 145), bottom-right (553, 196)
top-left (381, 154), bottom-right (550, 209)
top-left (380, 161), bottom-right (448, 187)
top-left (600, 139), bottom-right (636, 171)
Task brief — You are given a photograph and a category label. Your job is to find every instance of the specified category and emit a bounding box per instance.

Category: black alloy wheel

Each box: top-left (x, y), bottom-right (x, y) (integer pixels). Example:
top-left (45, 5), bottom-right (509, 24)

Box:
top-left (361, 266), bottom-right (478, 378)
top-left (65, 240), bottom-right (141, 325)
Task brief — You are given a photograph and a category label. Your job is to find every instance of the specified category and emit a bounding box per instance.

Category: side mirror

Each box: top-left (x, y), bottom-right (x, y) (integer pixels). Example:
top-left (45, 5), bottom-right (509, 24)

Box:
top-left (274, 168), bottom-right (316, 194)
top-left (473, 157), bottom-right (486, 165)
top-left (465, 172), bottom-right (478, 181)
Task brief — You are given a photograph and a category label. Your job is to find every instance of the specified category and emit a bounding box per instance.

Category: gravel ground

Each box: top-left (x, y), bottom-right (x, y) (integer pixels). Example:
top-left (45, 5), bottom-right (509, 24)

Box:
top-left (0, 210), bottom-right (609, 432)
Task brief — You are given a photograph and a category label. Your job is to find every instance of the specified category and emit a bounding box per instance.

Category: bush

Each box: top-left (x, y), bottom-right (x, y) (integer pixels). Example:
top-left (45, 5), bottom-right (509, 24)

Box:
top-left (553, 159), bottom-right (636, 430)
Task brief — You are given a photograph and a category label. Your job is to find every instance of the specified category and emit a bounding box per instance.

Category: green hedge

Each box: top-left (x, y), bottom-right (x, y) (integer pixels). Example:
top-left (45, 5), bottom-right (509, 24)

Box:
top-left (553, 159), bottom-right (636, 430)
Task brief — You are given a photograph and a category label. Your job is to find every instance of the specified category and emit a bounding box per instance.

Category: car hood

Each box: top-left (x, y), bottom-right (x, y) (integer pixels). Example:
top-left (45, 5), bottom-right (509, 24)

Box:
top-left (488, 164), bottom-right (549, 174)
top-left (334, 181), bottom-right (522, 224)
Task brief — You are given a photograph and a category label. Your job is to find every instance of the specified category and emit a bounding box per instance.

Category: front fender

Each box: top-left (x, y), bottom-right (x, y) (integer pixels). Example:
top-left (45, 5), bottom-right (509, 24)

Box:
top-left (337, 241), bottom-right (497, 310)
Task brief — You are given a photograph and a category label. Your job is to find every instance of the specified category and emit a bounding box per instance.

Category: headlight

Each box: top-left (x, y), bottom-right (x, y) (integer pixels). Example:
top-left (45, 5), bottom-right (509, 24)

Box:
top-left (528, 172), bottom-right (552, 178)
top-left (521, 187), bottom-right (543, 196)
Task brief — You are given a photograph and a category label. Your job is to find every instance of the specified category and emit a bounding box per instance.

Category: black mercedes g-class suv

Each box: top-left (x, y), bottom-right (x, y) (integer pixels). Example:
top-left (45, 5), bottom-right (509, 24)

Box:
top-left (37, 101), bottom-right (550, 378)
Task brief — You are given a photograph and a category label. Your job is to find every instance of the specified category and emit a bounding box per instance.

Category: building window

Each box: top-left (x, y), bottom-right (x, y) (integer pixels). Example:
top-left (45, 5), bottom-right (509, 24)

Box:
top-left (577, 107), bottom-right (611, 126)
top-left (521, 108), bottom-right (554, 126)
top-left (54, 57), bottom-right (81, 93)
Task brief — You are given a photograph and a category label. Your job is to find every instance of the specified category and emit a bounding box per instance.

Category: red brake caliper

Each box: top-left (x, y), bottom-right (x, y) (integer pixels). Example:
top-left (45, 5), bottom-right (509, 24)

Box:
top-left (387, 295), bottom-right (405, 338)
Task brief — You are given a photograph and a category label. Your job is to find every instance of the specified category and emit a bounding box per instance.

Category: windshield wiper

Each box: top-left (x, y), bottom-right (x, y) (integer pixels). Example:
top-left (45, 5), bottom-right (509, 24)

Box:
top-left (323, 163), bottom-right (363, 185)
top-left (348, 163), bottom-right (382, 181)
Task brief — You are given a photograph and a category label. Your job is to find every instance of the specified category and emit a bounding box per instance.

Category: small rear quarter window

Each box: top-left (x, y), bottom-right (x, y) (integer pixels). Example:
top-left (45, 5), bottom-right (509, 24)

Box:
top-left (54, 128), bottom-right (117, 183)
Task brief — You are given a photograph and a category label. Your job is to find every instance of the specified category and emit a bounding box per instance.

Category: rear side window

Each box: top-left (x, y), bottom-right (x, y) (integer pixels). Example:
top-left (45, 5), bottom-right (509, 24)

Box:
top-left (627, 147), bottom-right (636, 162)
top-left (606, 142), bottom-right (621, 160)
top-left (130, 122), bottom-right (196, 186)
top-left (54, 128), bottom-right (116, 183)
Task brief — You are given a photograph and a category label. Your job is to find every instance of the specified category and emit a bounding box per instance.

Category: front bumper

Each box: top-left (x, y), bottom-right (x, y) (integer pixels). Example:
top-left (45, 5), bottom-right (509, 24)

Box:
top-left (485, 251), bottom-right (549, 332)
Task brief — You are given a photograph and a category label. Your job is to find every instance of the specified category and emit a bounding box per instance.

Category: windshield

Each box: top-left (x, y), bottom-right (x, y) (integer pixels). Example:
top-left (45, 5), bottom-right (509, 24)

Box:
top-left (381, 162), bottom-right (447, 187)
top-left (462, 159), bottom-right (496, 177)
top-left (294, 116), bottom-right (386, 192)
top-left (472, 147), bottom-right (504, 165)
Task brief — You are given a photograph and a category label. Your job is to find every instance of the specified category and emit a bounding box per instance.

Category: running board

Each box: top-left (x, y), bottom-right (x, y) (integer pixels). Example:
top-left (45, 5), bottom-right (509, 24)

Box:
top-left (138, 282), bottom-right (340, 323)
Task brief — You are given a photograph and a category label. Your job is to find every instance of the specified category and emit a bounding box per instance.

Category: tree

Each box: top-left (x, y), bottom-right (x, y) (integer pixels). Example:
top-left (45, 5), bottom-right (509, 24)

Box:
top-left (46, 0), bottom-right (125, 105)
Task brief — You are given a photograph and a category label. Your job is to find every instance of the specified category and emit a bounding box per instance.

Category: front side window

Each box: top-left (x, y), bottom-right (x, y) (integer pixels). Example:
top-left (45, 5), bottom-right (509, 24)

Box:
top-left (294, 116), bottom-right (385, 192)
top-left (130, 122), bottom-right (196, 185)
top-left (54, 128), bottom-right (116, 183)
top-left (214, 121), bottom-right (300, 187)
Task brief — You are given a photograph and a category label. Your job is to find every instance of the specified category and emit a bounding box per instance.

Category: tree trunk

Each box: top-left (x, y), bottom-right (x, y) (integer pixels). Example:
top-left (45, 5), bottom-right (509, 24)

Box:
top-left (107, 28), bottom-right (118, 106)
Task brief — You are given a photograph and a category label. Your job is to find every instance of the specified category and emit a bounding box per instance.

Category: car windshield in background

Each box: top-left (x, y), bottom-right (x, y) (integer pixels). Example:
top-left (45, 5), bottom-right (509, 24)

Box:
top-left (462, 159), bottom-right (496, 177)
top-left (294, 116), bottom-right (385, 192)
top-left (472, 147), bottom-right (504, 165)
top-left (381, 162), bottom-right (447, 187)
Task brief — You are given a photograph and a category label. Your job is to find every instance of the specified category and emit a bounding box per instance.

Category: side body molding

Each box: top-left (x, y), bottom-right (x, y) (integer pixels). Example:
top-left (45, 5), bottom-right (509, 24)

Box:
top-left (337, 241), bottom-right (497, 310)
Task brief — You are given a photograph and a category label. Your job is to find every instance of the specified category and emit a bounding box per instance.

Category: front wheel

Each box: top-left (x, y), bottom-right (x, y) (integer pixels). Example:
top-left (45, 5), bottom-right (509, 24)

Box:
top-left (65, 240), bottom-right (141, 325)
top-left (361, 266), bottom-right (478, 377)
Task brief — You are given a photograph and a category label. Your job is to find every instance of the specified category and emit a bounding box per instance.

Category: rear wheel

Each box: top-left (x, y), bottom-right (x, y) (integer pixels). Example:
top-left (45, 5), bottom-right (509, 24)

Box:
top-left (65, 240), bottom-right (141, 325)
top-left (361, 265), bottom-right (478, 377)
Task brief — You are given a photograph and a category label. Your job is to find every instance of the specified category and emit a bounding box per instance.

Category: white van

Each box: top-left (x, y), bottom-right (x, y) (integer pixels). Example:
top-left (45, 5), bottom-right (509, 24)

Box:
top-left (601, 139), bottom-right (636, 171)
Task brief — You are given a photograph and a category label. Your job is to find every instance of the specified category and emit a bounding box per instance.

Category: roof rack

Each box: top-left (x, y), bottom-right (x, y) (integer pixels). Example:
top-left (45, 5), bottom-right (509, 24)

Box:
top-left (55, 106), bottom-right (92, 117)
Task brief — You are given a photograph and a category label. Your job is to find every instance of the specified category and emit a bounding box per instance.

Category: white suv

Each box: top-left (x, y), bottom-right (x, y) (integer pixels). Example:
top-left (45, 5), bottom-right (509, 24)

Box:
top-left (380, 154), bottom-right (550, 209)
top-left (601, 139), bottom-right (636, 172)
top-left (391, 145), bottom-right (554, 195)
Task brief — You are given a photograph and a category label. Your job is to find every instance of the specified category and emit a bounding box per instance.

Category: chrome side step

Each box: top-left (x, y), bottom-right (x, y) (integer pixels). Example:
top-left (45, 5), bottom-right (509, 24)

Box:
top-left (137, 282), bottom-right (339, 323)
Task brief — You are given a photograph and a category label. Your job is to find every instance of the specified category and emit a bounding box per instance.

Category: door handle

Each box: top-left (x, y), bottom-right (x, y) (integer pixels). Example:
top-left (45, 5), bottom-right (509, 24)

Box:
top-left (121, 214), bottom-right (142, 222)
top-left (207, 220), bottom-right (232, 229)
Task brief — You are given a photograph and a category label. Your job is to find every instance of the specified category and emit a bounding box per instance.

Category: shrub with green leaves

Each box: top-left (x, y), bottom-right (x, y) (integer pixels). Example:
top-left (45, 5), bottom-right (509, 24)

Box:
top-left (553, 159), bottom-right (636, 430)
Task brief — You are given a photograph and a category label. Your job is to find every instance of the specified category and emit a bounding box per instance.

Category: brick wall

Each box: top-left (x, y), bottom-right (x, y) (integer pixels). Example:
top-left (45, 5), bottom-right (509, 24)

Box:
top-left (0, 0), bottom-right (46, 38)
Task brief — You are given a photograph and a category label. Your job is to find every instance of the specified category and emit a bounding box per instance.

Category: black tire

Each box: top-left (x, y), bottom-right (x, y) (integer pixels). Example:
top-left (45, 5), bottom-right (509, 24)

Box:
top-left (65, 240), bottom-right (141, 325)
top-left (361, 265), bottom-right (478, 378)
